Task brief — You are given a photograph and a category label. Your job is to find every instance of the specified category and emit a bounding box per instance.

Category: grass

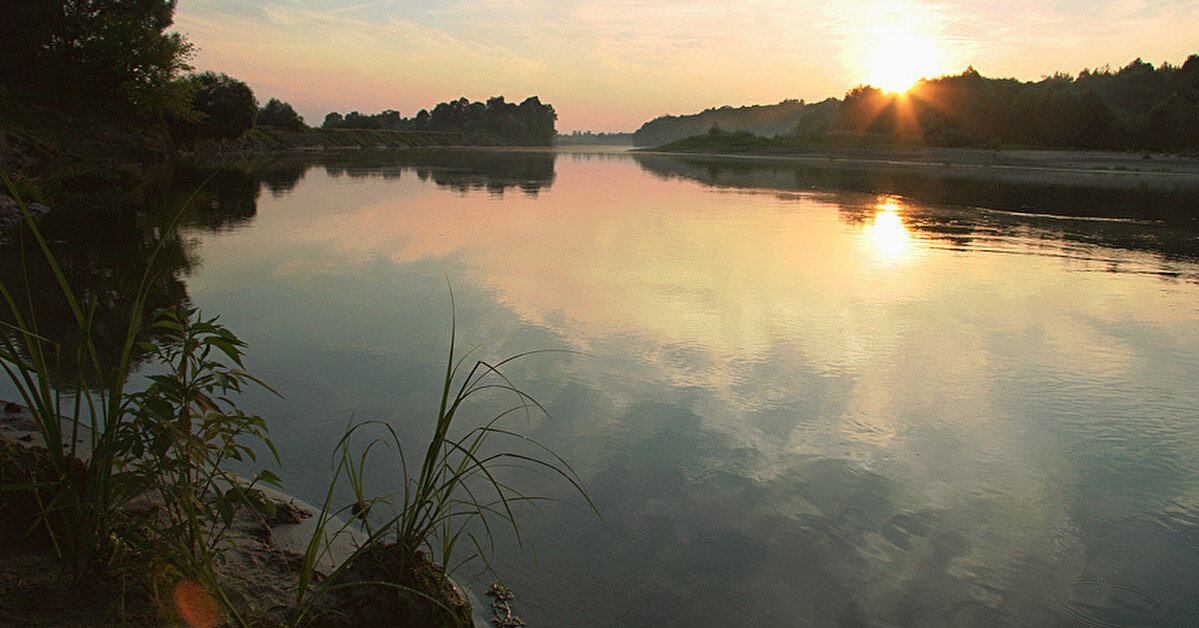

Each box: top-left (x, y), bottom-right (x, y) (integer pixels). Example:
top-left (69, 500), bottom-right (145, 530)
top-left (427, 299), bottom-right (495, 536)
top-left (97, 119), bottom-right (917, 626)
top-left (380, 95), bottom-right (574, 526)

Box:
top-left (0, 165), bottom-right (177, 581)
top-left (1, 166), bottom-right (285, 624)
top-left (1, 166), bottom-right (596, 625)
top-left (289, 299), bottom-right (596, 626)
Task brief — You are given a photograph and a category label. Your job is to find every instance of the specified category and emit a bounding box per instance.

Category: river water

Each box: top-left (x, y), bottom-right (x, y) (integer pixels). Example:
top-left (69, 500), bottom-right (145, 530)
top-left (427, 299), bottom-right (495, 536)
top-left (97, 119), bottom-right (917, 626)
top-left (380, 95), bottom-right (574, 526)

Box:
top-left (3, 147), bottom-right (1199, 625)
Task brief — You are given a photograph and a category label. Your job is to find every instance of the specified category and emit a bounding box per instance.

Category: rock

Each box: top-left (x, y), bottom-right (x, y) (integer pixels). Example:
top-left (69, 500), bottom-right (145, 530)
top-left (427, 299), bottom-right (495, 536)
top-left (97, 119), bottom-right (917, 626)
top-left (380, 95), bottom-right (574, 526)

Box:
top-left (314, 544), bottom-right (473, 627)
top-left (0, 196), bottom-right (15, 224)
top-left (269, 499), bottom-right (312, 526)
top-left (0, 194), bottom-right (50, 227)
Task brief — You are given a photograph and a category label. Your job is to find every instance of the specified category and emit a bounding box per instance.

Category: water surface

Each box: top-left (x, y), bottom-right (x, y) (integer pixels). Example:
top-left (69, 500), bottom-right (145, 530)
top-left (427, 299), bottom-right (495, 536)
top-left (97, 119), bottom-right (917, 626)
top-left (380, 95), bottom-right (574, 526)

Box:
top-left (4, 148), bottom-right (1199, 625)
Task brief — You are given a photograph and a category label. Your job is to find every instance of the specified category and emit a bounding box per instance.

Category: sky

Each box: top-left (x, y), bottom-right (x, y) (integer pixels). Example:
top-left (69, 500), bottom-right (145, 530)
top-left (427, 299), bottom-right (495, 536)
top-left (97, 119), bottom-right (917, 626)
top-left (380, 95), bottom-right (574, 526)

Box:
top-left (173, 0), bottom-right (1198, 132)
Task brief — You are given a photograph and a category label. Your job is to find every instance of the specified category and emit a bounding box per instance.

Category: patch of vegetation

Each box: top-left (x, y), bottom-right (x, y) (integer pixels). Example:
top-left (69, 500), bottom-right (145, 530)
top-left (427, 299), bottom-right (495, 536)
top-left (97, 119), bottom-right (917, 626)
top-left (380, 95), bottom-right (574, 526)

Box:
top-left (323, 96), bottom-right (558, 146)
top-left (0, 170), bottom-right (593, 625)
top-left (652, 126), bottom-right (790, 152)
top-left (634, 54), bottom-right (1199, 152)
top-left (289, 306), bottom-right (595, 625)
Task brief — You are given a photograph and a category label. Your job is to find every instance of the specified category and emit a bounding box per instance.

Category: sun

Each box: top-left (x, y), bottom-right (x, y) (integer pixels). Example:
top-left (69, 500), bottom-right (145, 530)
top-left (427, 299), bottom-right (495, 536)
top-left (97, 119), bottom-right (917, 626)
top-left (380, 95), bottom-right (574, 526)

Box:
top-left (866, 31), bottom-right (941, 93)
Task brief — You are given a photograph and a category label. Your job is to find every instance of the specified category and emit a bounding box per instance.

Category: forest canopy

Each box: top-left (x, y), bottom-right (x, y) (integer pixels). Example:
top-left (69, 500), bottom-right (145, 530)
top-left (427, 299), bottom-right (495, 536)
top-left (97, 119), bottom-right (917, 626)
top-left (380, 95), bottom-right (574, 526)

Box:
top-left (0, 0), bottom-right (194, 116)
top-left (633, 55), bottom-right (1199, 152)
top-left (322, 96), bottom-right (558, 146)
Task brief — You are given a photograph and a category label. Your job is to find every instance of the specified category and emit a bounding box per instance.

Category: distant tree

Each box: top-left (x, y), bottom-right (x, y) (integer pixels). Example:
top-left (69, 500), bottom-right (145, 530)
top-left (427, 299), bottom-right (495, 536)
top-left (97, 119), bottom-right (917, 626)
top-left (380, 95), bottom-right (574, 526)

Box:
top-left (341, 111), bottom-right (378, 129)
top-left (174, 72), bottom-right (257, 140)
top-left (840, 85), bottom-right (892, 134)
top-left (257, 98), bottom-right (306, 130)
top-left (407, 109), bottom-right (430, 131)
top-left (377, 109), bottom-right (402, 130)
top-left (314, 96), bottom-right (557, 145)
top-left (633, 98), bottom-right (825, 146)
top-left (323, 112), bottom-right (344, 129)
top-left (431, 98), bottom-right (470, 131)
top-left (515, 96), bottom-right (557, 145)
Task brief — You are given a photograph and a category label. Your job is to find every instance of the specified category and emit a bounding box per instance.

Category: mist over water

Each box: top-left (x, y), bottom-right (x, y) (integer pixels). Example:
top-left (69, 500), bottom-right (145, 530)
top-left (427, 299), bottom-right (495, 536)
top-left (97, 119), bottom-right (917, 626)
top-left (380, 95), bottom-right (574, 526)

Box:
top-left (4, 148), bottom-right (1198, 625)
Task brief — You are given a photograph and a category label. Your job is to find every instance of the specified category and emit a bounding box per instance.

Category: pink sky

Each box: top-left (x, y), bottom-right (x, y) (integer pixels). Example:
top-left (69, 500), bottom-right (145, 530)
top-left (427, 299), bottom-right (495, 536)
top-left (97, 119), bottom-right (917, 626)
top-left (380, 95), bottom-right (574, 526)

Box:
top-left (174, 0), bottom-right (1198, 132)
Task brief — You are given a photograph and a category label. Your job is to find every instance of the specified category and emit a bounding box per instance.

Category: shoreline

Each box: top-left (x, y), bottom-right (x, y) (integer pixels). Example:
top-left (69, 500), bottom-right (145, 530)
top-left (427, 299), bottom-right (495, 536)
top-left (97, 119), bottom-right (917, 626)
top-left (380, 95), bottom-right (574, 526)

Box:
top-left (0, 399), bottom-right (489, 626)
top-left (632, 145), bottom-right (1199, 186)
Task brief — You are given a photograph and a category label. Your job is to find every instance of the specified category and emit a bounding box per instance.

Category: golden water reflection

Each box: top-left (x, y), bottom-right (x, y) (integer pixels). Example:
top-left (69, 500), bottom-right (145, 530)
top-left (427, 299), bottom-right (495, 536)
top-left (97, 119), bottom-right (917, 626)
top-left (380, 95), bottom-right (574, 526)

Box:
top-left (864, 198), bottom-right (914, 262)
top-left (181, 151), bottom-right (1199, 626)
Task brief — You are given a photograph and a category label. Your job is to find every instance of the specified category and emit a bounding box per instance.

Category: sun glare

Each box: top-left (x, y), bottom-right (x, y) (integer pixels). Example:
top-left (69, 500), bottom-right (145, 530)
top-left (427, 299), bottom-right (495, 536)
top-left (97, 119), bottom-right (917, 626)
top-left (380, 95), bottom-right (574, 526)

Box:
top-left (866, 199), bottom-right (913, 261)
top-left (867, 32), bottom-right (941, 93)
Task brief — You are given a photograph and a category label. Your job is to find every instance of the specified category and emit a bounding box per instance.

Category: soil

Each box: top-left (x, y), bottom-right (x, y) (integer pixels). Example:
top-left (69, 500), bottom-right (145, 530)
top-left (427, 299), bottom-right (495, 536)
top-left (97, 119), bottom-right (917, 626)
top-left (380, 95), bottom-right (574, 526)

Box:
top-left (0, 401), bottom-right (475, 626)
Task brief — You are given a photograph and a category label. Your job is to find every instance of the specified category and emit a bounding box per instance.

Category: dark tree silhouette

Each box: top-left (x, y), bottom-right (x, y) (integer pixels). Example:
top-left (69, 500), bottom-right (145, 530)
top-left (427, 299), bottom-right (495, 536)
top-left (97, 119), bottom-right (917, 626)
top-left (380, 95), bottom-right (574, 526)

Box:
top-left (173, 72), bottom-right (257, 140)
top-left (0, 0), bottom-right (193, 113)
top-left (634, 54), bottom-right (1199, 151)
top-left (257, 98), bottom-right (306, 130)
top-left (321, 95), bottom-right (557, 145)
top-left (323, 112), bottom-right (344, 128)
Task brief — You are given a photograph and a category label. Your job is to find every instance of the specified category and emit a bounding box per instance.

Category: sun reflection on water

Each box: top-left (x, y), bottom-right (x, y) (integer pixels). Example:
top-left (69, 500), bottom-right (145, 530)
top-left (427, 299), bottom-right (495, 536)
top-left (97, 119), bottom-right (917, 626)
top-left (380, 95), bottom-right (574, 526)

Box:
top-left (865, 199), bottom-right (913, 262)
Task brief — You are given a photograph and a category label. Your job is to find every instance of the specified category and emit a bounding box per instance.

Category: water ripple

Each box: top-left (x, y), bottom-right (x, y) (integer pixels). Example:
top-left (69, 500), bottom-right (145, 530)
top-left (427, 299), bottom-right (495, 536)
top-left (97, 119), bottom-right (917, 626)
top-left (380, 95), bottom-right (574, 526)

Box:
top-left (1047, 577), bottom-right (1187, 626)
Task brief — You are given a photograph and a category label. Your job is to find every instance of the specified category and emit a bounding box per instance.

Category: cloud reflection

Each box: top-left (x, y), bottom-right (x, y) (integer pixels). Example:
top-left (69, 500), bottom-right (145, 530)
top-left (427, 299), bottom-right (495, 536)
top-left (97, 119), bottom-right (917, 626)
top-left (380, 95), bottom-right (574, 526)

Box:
top-left (182, 151), bottom-right (1199, 626)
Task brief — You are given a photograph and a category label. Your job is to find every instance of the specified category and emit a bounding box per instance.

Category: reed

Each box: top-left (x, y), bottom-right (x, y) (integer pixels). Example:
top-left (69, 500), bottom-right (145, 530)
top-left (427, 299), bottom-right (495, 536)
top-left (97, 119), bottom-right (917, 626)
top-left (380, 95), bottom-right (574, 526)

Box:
top-left (0, 168), bottom-right (278, 625)
top-left (2, 167), bottom-right (595, 624)
top-left (0, 166), bottom-right (179, 580)
top-left (289, 301), bottom-right (596, 626)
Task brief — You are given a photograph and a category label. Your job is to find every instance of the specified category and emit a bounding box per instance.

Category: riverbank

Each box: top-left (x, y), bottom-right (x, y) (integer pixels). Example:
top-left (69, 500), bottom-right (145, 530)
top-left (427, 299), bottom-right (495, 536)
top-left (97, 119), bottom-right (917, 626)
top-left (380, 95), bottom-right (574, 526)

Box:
top-left (0, 399), bottom-right (477, 626)
top-left (183, 127), bottom-right (504, 157)
top-left (0, 95), bottom-right (529, 191)
top-left (636, 143), bottom-right (1199, 187)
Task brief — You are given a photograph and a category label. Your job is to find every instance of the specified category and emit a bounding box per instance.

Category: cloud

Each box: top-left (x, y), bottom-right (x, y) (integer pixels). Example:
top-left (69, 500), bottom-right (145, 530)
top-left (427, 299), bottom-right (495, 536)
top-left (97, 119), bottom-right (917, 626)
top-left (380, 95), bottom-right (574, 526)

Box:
top-left (173, 0), bottom-right (1197, 131)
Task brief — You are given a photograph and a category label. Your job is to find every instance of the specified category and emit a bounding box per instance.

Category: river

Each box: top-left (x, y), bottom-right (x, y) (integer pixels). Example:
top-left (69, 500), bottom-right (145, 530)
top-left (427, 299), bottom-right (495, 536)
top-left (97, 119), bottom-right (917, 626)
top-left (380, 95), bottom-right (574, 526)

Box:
top-left (3, 146), bottom-right (1198, 625)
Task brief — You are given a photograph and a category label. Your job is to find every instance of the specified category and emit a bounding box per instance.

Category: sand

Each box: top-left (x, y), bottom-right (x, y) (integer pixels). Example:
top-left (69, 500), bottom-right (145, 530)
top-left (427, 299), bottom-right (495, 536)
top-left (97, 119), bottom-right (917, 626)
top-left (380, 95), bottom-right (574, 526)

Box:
top-left (0, 399), bottom-right (486, 626)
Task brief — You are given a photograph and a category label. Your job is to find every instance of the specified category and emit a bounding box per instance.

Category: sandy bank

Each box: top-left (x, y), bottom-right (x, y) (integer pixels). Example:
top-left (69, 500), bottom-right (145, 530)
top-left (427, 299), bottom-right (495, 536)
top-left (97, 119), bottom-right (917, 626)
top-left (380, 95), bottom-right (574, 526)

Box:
top-left (0, 399), bottom-right (488, 626)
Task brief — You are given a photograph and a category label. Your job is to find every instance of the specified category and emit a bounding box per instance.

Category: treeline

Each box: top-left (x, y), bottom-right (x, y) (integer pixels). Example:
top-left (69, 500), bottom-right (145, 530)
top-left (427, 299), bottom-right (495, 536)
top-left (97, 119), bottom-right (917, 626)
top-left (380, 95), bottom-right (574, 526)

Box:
top-left (634, 55), bottom-right (1199, 152)
top-left (839, 59), bottom-right (1199, 150)
top-left (0, 1), bottom-right (308, 146)
top-left (555, 131), bottom-right (635, 145)
top-left (633, 99), bottom-right (838, 147)
top-left (0, 1), bottom-right (557, 174)
top-left (321, 96), bottom-right (557, 146)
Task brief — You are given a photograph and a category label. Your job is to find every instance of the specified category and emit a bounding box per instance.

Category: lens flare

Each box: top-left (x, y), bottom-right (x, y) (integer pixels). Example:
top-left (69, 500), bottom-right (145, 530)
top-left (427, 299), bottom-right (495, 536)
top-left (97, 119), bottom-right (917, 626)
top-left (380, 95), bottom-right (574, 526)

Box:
top-left (174, 580), bottom-right (219, 628)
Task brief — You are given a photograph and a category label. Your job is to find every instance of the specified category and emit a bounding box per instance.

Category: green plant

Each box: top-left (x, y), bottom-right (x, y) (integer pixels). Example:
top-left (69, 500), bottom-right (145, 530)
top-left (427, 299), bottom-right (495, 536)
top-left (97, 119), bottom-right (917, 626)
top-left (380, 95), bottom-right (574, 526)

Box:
top-left (119, 305), bottom-right (281, 623)
top-left (288, 309), bottom-right (596, 626)
top-left (2, 165), bottom-right (593, 625)
top-left (0, 166), bottom-right (182, 579)
top-left (1, 168), bottom-right (277, 626)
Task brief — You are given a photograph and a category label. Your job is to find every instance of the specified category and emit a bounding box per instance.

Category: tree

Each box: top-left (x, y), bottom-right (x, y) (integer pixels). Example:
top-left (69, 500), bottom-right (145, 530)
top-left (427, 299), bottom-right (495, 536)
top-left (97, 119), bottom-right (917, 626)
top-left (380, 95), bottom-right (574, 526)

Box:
top-left (323, 112), bottom-right (344, 129)
top-left (257, 98), bottom-right (306, 130)
top-left (377, 109), bottom-right (402, 130)
top-left (174, 72), bottom-right (257, 140)
top-left (0, 0), bottom-right (193, 113)
top-left (515, 96), bottom-right (557, 145)
top-left (342, 111), bottom-right (378, 129)
top-left (315, 96), bottom-right (558, 145)
top-left (412, 109), bottom-right (432, 131)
